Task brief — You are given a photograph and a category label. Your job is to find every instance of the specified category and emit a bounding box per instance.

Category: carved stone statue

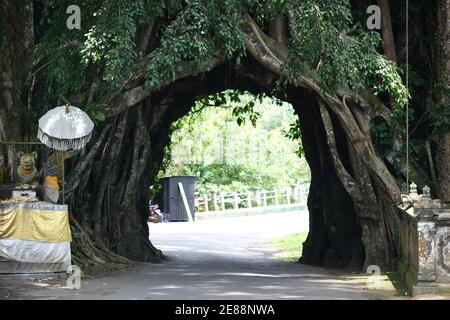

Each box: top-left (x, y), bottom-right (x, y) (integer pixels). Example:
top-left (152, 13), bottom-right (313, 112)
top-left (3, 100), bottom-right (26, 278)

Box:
top-left (16, 151), bottom-right (39, 188)
top-left (41, 157), bottom-right (59, 203)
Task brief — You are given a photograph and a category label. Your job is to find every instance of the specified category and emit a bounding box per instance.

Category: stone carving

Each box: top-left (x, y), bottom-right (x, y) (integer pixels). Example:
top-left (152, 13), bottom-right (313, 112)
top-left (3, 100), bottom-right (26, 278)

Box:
top-left (417, 221), bottom-right (436, 282)
top-left (16, 151), bottom-right (39, 188)
top-left (422, 185), bottom-right (431, 198)
top-left (401, 183), bottom-right (441, 210)
top-left (436, 232), bottom-right (450, 277)
top-left (397, 184), bottom-right (450, 295)
top-left (42, 158), bottom-right (60, 203)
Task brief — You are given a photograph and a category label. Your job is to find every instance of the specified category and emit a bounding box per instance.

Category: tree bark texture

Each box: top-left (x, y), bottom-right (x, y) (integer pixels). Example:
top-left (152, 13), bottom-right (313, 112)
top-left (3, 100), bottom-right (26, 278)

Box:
top-left (436, 0), bottom-right (450, 202)
top-left (378, 0), bottom-right (397, 63)
top-left (0, 0), bottom-right (34, 173)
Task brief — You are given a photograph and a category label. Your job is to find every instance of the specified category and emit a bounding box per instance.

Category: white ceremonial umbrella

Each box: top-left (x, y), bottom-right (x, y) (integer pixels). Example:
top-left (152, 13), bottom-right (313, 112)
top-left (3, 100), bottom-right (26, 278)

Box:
top-left (37, 105), bottom-right (94, 204)
top-left (37, 105), bottom-right (94, 151)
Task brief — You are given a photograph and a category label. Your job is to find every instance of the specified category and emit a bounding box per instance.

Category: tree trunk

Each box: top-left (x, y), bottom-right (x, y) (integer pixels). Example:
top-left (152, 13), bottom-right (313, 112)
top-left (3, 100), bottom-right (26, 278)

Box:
top-left (436, 0), bottom-right (450, 202)
top-left (436, 134), bottom-right (450, 202)
top-left (66, 82), bottom-right (203, 265)
top-left (68, 103), bottom-right (161, 263)
top-left (268, 17), bottom-right (287, 45)
top-left (378, 0), bottom-right (397, 63)
top-left (290, 90), bottom-right (364, 269)
top-left (0, 0), bottom-right (34, 172)
top-left (288, 88), bottom-right (399, 270)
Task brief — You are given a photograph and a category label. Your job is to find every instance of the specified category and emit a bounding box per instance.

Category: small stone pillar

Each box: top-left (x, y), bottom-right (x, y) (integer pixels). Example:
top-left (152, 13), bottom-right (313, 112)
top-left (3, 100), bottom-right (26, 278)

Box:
top-left (203, 194), bottom-right (209, 212)
top-left (247, 192), bottom-right (252, 208)
top-left (194, 192), bottom-right (199, 208)
top-left (285, 187), bottom-right (291, 204)
top-left (414, 185), bottom-right (437, 284)
top-left (399, 183), bottom-right (450, 295)
top-left (292, 185), bottom-right (301, 203)
top-left (290, 185), bottom-right (297, 203)
top-left (262, 190), bottom-right (267, 207)
top-left (255, 189), bottom-right (261, 207)
top-left (220, 193), bottom-right (225, 211)
top-left (233, 192), bottom-right (239, 209)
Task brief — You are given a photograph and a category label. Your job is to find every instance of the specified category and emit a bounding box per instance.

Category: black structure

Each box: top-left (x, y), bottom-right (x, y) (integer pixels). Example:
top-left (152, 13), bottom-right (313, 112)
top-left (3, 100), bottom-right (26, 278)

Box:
top-left (158, 176), bottom-right (195, 222)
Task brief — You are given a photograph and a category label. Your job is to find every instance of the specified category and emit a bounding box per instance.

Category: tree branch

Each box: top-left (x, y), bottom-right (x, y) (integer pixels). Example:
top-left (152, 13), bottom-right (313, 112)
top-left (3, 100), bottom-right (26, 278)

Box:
top-left (241, 14), bottom-right (400, 198)
top-left (106, 55), bottom-right (225, 117)
top-left (318, 99), bottom-right (360, 198)
top-left (65, 125), bottom-right (109, 199)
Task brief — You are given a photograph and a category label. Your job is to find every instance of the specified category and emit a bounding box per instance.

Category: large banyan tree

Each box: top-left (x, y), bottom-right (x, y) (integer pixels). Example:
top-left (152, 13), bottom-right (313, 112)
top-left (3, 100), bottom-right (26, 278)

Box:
top-left (0, 0), bottom-right (449, 271)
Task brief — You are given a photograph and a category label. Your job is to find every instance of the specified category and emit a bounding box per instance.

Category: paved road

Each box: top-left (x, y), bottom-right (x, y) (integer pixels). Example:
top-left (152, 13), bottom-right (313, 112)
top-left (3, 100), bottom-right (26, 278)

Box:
top-left (0, 211), bottom-right (396, 300)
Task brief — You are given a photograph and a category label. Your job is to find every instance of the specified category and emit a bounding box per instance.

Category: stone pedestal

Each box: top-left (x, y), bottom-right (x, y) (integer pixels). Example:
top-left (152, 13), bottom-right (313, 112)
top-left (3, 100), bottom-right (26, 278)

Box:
top-left (398, 184), bottom-right (450, 296)
top-left (12, 189), bottom-right (37, 200)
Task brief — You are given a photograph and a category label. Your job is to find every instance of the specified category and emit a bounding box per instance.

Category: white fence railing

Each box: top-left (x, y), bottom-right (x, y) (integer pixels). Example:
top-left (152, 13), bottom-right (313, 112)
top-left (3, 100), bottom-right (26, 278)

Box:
top-left (195, 185), bottom-right (308, 213)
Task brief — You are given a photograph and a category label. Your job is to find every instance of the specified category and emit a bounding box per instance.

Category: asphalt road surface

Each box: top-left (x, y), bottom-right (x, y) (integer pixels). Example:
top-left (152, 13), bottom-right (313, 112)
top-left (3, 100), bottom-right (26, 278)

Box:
top-left (0, 211), bottom-right (399, 300)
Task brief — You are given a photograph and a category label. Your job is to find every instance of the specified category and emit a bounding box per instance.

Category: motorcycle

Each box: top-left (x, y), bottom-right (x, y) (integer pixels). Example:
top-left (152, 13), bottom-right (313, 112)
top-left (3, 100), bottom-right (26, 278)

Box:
top-left (148, 202), bottom-right (163, 223)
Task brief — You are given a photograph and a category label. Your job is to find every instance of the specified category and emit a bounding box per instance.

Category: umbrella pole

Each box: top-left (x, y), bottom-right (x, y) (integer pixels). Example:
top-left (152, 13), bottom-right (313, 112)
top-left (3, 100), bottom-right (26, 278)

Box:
top-left (62, 151), bottom-right (65, 205)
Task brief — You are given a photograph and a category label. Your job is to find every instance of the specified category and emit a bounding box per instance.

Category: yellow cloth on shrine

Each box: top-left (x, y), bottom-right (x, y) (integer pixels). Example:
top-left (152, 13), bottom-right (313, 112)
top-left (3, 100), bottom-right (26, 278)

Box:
top-left (44, 176), bottom-right (59, 189)
top-left (43, 176), bottom-right (60, 203)
top-left (0, 203), bottom-right (71, 242)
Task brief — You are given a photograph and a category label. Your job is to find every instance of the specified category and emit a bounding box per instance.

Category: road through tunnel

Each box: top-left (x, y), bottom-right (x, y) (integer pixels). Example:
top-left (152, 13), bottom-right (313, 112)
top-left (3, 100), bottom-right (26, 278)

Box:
top-left (133, 63), bottom-right (371, 271)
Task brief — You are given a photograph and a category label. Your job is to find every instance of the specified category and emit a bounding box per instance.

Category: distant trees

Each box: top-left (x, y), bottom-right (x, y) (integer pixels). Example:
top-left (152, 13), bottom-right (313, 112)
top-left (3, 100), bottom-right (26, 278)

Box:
top-left (162, 94), bottom-right (310, 194)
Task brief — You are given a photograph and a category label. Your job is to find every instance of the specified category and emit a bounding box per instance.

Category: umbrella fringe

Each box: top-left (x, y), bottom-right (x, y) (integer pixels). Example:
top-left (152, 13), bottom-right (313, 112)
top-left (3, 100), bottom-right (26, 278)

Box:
top-left (37, 127), bottom-right (93, 151)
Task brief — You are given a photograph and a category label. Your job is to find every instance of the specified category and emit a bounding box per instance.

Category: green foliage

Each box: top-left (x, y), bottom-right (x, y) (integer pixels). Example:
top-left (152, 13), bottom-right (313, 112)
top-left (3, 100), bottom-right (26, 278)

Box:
top-left (428, 82), bottom-right (450, 140)
top-left (176, 163), bottom-right (277, 194)
top-left (35, 1), bottom-right (94, 100)
top-left (196, 90), bottom-right (270, 127)
top-left (39, 0), bottom-right (183, 93)
top-left (232, 100), bottom-right (259, 127)
top-left (81, 0), bottom-right (144, 88)
top-left (285, 0), bottom-right (408, 109)
top-left (253, 0), bottom-right (291, 25)
top-left (270, 231), bottom-right (309, 262)
top-left (283, 119), bottom-right (304, 157)
top-left (34, 0), bottom-right (409, 120)
top-left (286, 0), bottom-right (353, 88)
top-left (399, 63), bottom-right (425, 94)
top-left (46, 46), bottom-right (90, 96)
top-left (145, 0), bottom-right (246, 89)
top-left (370, 122), bottom-right (392, 155)
top-left (32, 0), bottom-right (412, 160)
top-left (371, 106), bottom-right (416, 156)
top-left (366, 54), bottom-right (409, 109)
top-left (84, 102), bottom-right (106, 124)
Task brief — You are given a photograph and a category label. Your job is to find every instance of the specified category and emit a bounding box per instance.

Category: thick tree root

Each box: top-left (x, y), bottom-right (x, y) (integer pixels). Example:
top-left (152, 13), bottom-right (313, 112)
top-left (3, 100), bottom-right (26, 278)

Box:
top-left (69, 216), bottom-right (137, 275)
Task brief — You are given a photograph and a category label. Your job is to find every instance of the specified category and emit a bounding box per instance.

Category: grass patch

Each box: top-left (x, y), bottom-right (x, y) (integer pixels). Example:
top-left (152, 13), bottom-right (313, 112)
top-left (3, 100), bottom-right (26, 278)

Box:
top-left (270, 231), bottom-right (309, 262)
